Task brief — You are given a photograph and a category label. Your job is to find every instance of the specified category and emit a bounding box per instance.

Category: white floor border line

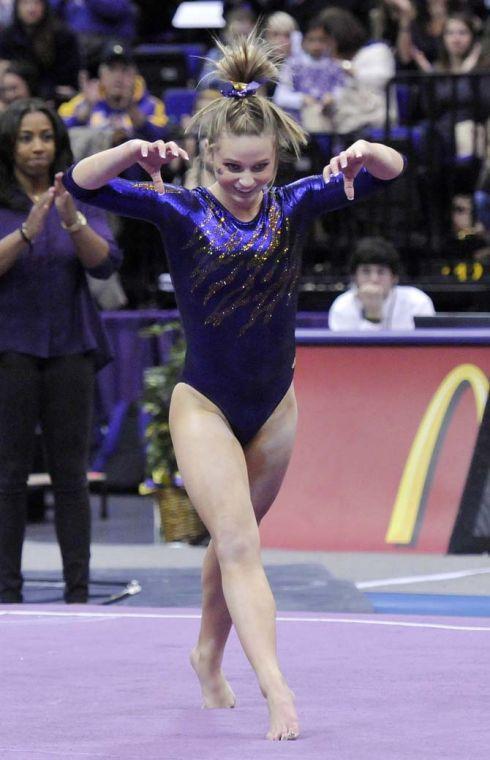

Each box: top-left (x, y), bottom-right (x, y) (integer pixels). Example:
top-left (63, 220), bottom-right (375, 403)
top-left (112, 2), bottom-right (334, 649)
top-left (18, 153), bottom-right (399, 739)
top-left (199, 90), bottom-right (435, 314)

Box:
top-left (1, 609), bottom-right (489, 632)
top-left (356, 567), bottom-right (490, 589)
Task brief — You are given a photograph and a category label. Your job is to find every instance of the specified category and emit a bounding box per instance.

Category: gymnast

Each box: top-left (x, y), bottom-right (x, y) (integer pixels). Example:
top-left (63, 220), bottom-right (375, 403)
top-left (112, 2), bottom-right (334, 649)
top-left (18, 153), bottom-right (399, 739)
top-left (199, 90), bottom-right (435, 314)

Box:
top-left (63, 32), bottom-right (404, 741)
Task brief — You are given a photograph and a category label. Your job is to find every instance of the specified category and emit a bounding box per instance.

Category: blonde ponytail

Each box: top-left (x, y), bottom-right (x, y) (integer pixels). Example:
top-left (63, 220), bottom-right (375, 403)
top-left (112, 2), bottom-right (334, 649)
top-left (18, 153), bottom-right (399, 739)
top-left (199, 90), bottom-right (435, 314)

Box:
top-left (186, 31), bottom-right (308, 159)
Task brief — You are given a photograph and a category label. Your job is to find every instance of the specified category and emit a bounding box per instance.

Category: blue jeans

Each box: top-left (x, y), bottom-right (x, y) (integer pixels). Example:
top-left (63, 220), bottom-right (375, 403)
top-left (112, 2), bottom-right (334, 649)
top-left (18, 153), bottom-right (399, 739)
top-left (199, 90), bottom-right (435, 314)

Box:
top-left (0, 352), bottom-right (95, 603)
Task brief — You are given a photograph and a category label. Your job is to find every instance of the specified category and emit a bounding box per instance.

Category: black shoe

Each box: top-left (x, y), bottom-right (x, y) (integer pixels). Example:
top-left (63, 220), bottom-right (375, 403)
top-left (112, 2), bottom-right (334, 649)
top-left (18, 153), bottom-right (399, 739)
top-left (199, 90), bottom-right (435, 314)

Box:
top-left (64, 589), bottom-right (88, 604)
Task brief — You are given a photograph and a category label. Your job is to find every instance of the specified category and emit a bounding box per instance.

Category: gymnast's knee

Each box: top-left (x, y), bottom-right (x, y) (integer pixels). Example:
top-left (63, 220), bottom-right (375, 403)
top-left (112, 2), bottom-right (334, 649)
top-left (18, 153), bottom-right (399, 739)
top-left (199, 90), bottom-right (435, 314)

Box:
top-left (213, 523), bottom-right (261, 567)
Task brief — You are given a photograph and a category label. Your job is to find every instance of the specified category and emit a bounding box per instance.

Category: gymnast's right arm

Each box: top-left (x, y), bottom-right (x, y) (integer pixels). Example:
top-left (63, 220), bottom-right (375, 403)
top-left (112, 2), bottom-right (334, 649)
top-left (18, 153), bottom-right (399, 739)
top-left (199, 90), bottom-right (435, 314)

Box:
top-left (63, 138), bottom-right (189, 222)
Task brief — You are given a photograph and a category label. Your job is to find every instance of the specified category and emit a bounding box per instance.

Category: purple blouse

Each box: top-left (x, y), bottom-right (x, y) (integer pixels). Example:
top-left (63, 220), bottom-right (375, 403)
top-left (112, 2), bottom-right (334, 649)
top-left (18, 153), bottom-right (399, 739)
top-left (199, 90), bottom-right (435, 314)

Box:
top-left (0, 200), bottom-right (122, 369)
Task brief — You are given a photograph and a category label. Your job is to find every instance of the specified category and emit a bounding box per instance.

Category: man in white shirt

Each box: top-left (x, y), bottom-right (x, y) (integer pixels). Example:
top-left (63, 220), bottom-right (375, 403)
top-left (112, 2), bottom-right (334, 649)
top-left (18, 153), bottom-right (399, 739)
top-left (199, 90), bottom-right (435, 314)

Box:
top-left (328, 237), bottom-right (435, 331)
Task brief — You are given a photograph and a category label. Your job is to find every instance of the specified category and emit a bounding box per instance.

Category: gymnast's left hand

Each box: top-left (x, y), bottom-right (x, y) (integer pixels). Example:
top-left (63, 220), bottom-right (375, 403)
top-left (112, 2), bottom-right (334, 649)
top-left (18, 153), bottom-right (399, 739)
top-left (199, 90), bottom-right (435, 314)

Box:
top-left (136, 140), bottom-right (189, 192)
top-left (323, 140), bottom-right (368, 201)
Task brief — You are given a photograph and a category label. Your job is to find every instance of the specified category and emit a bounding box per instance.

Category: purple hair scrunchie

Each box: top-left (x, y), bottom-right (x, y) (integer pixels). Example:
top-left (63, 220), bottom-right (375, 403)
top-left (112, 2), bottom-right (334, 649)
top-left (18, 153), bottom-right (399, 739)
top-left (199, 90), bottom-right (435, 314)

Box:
top-left (220, 80), bottom-right (261, 99)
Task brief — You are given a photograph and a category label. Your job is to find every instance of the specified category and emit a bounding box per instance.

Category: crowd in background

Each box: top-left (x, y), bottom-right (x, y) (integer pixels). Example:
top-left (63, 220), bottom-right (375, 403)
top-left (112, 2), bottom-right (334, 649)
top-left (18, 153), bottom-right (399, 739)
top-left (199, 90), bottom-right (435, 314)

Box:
top-left (0, 0), bottom-right (489, 308)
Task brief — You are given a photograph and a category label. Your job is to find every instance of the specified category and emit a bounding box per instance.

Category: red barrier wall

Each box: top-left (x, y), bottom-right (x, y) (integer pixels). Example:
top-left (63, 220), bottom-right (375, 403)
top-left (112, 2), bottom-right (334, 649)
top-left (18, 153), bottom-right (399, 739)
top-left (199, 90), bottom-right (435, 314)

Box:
top-left (260, 346), bottom-right (490, 553)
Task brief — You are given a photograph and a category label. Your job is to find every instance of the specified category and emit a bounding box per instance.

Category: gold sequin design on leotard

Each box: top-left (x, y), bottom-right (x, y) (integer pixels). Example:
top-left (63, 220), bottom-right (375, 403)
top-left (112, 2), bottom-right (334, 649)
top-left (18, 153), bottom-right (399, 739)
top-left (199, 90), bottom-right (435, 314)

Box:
top-left (187, 191), bottom-right (301, 336)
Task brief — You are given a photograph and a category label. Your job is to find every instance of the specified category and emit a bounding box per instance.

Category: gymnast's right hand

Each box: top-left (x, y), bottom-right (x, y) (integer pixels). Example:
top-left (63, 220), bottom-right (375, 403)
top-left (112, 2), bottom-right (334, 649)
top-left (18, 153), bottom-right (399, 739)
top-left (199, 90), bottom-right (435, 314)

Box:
top-left (134, 140), bottom-right (189, 193)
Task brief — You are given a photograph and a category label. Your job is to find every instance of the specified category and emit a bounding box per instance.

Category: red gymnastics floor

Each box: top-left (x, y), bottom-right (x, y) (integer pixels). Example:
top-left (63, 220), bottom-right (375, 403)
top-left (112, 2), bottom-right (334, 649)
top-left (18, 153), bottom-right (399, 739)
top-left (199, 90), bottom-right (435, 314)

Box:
top-left (1, 606), bottom-right (489, 760)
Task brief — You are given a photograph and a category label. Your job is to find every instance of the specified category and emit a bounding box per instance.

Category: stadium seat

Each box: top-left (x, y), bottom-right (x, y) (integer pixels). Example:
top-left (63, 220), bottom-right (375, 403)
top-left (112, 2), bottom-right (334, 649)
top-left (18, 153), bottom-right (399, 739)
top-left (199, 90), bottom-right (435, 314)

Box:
top-left (164, 88), bottom-right (197, 125)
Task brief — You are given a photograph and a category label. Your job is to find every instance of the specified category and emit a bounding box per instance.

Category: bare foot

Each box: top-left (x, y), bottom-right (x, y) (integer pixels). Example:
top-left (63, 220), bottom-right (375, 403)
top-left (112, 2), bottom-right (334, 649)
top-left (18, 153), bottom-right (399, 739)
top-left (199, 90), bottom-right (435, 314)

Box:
top-left (265, 683), bottom-right (299, 741)
top-left (190, 647), bottom-right (236, 709)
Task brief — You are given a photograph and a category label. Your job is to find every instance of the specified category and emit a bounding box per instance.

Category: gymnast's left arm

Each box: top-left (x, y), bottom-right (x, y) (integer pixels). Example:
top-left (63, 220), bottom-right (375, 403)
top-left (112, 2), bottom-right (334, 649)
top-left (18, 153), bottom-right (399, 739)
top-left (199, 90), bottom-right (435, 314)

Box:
top-left (322, 140), bottom-right (405, 201)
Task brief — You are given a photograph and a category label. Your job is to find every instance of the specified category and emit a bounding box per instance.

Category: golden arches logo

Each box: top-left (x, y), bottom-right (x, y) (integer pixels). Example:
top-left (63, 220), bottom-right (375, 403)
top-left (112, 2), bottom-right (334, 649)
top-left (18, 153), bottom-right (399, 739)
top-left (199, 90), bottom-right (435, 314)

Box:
top-left (385, 364), bottom-right (489, 546)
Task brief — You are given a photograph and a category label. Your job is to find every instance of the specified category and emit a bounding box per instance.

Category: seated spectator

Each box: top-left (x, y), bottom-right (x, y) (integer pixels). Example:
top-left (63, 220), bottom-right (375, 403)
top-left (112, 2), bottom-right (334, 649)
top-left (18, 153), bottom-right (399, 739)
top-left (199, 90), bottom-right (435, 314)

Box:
top-left (328, 237), bottom-right (435, 330)
top-left (319, 7), bottom-right (396, 134)
top-left (262, 11), bottom-right (301, 99)
top-left (0, 59), bottom-right (38, 109)
top-left (263, 11), bottom-right (301, 62)
top-left (0, 0), bottom-right (80, 103)
top-left (198, 5), bottom-right (256, 89)
top-left (383, 0), bottom-right (487, 70)
top-left (273, 15), bottom-right (345, 132)
top-left (50, 0), bottom-right (137, 60)
top-left (443, 192), bottom-right (488, 259)
top-left (420, 9), bottom-right (489, 71)
top-left (418, 12), bottom-right (489, 169)
top-left (59, 39), bottom-right (169, 309)
top-left (59, 41), bottom-right (168, 147)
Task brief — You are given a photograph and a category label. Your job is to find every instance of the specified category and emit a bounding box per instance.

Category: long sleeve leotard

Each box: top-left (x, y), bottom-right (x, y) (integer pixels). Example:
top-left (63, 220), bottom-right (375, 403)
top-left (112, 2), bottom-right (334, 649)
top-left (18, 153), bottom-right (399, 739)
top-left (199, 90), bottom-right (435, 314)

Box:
top-left (63, 167), bottom-right (396, 443)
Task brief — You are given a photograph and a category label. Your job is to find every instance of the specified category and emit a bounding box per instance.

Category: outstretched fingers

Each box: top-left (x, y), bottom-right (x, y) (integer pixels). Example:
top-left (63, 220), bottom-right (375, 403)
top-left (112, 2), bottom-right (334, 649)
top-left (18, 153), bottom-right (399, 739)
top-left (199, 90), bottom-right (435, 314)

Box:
top-left (140, 140), bottom-right (189, 162)
top-left (323, 144), bottom-right (365, 201)
top-left (138, 140), bottom-right (189, 193)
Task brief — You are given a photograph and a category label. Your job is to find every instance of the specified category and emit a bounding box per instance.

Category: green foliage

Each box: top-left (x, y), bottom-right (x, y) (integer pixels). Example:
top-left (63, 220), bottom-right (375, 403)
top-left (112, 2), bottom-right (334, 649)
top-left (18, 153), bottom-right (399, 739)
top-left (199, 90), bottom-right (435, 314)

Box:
top-left (140, 321), bottom-right (185, 484)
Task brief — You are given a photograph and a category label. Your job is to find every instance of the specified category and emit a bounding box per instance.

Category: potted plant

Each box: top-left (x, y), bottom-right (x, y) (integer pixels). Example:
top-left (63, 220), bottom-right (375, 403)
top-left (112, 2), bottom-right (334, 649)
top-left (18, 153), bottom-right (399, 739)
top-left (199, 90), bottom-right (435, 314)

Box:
top-left (139, 321), bottom-right (207, 544)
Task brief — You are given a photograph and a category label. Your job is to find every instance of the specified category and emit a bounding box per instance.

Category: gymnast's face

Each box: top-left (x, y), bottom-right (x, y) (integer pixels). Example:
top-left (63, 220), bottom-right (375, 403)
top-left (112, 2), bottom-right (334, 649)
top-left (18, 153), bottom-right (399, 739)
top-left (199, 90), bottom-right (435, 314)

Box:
top-left (210, 133), bottom-right (276, 212)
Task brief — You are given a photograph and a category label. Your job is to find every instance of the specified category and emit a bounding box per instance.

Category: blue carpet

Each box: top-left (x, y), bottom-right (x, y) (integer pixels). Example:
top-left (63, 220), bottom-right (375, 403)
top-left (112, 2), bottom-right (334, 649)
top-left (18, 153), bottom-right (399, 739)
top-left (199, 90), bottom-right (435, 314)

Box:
top-left (366, 591), bottom-right (490, 617)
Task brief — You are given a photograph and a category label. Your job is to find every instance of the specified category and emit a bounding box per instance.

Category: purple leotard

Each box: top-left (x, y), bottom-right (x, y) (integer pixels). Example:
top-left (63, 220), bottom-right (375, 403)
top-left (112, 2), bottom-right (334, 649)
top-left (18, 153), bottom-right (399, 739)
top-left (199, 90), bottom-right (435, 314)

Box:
top-left (63, 167), bottom-right (397, 444)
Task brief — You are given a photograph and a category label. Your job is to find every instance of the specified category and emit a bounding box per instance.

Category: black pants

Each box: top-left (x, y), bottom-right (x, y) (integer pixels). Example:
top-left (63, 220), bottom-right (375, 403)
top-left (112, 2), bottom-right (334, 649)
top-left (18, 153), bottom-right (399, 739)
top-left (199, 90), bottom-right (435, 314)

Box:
top-left (0, 352), bottom-right (95, 603)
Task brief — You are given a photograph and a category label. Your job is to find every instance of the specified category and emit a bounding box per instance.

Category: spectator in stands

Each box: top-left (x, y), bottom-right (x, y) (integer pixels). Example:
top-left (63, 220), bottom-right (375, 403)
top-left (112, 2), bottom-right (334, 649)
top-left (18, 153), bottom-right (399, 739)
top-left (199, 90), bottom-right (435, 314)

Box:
top-left (50, 0), bottom-right (137, 60)
top-left (0, 0), bottom-right (80, 103)
top-left (0, 59), bottom-right (38, 109)
top-left (424, 9), bottom-right (488, 71)
top-left (60, 42), bottom-right (169, 309)
top-left (262, 12), bottom-right (301, 100)
top-left (390, 0), bottom-right (447, 69)
top-left (0, 98), bottom-right (121, 603)
top-left (263, 11), bottom-right (301, 62)
top-left (328, 237), bottom-right (435, 330)
top-left (273, 15), bottom-right (345, 132)
top-left (375, 1), bottom-right (419, 67)
top-left (319, 7), bottom-right (396, 134)
top-left (443, 191), bottom-right (488, 259)
top-left (59, 41), bottom-right (168, 146)
top-left (385, 1), bottom-right (488, 70)
top-left (419, 13), bottom-right (489, 170)
top-left (198, 5), bottom-right (256, 89)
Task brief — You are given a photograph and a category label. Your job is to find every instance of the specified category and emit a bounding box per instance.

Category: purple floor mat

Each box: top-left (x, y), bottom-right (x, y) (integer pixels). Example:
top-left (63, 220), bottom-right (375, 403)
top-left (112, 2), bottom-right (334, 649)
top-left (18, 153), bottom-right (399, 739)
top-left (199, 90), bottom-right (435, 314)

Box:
top-left (1, 606), bottom-right (489, 760)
